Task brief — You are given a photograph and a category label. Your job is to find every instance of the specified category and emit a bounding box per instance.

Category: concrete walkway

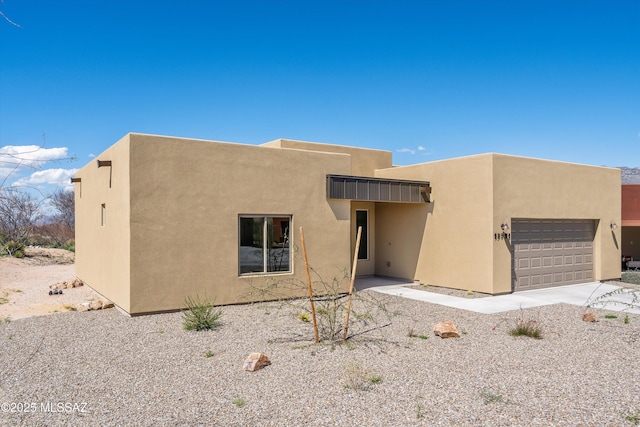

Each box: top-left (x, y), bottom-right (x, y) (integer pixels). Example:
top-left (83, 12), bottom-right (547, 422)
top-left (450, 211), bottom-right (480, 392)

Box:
top-left (356, 276), bottom-right (640, 314)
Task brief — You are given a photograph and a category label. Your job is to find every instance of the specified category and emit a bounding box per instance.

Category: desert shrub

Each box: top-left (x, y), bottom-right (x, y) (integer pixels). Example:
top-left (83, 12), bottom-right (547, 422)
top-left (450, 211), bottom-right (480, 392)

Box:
top-left (2, 240), bottom-right (24, 257)
top-left (182, 295), bottom-right (222, 331)
top-left (621, 272), bottom-right (640, 286)
top-left (480, 389), bottom-right (509, 405)
top-left (246, 267), bottom-right (392, 342)
top-left (626, 408), bottom-right (640, 425)
top-left (297, 313), bottom-right (310, 322)
top-left (588, 286), bottom-right (640, 312)
top-left (509, 310), bottom-right (542, 339)
top-left (343, 363), bottom-right (382, 391)
top-left (31, 221), bottom-right (74, 248)
top-left (62, 239), bottom-right (75, 252)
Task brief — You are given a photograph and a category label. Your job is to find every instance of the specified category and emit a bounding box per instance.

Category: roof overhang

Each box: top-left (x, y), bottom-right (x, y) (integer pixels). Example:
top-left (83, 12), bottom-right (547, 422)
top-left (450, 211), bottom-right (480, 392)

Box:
top-left (327, 174), bottom-right (431, 203)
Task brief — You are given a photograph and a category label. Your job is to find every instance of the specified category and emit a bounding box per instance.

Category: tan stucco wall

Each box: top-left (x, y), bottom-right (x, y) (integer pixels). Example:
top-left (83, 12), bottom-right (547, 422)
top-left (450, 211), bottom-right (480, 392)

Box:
top-left (351, 202), bottom-right (376, 276)
top-left (126, 134), bottom-right (353, 314)
top-left (76, 133), bottom-right (622, 312)
top-left (74, 135), bottom-right (132, 312)
top-left (376, 155), bottom-right (495, 292)
top-left (375, 154), bottom-right (621, 294)
top-left (262, 139), bottom-right (392, 177)
top-left (375, 202), bottom-right (431, 280)
top-left (491, 154), bottom-right (621, 291)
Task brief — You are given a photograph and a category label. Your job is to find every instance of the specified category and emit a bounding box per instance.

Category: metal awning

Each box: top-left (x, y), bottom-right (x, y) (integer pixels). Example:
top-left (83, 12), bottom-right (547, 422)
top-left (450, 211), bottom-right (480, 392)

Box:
top-left (326, 174), bottom-right (431, 203)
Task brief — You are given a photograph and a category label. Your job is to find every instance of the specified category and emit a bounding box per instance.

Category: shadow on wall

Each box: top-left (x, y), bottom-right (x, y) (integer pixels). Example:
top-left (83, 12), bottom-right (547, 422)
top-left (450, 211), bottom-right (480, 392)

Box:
top-left (328, 200), bottom-right (350, 221)
top-left (374, 202), bottom-right (432, 280)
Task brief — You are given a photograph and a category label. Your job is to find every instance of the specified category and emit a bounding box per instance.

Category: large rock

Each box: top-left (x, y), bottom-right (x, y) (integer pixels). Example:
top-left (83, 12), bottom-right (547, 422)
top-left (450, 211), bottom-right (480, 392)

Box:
top-left (71, 278), bottom-right (84, 287)
top-left (76, 304), bottom-right (90, 312)
top-left (102, 300), bottom-right (115, 309)
top-left (582, 313), bottom-right (597, 322)
top-left (243, 353), bottom-right (271, 372)
top-left (433, 321), bottom-right (460, 338)
top-left (89, 300), bottom-right (103, 311)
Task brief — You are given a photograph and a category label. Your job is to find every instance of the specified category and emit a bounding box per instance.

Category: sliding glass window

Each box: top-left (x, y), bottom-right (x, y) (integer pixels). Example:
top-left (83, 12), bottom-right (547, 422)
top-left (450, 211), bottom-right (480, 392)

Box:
top-left (239, 216), bottom-right (291, 275)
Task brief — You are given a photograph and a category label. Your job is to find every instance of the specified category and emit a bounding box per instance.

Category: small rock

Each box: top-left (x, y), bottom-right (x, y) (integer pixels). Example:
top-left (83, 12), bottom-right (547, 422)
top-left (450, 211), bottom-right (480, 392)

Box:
top-left (72, 278), bottom-right (83, 287)
top-left (582, 313), bottom-right (597, 322)
top-left (67, 282), bottom-right (75, 289)
top-left (76, 304), bottom-right (90, 312)
top-left (102, 300), bottom-right (115, 309)
top-left (89, 300), bottom-right (103, 311)
top-left (243, 352), bottom-right (271, 372)
top-left (434, 321), bottom-right (460, 338)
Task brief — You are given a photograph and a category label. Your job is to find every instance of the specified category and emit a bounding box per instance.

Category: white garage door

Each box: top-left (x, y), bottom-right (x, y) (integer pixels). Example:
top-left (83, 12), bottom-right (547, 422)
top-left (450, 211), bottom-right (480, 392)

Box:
top-left (512, 219), bottom-right (595, 291)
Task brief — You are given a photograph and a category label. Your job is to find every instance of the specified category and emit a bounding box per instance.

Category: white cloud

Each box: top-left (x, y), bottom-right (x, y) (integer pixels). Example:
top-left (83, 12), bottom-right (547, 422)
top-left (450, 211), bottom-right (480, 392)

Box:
top-left (417, 146), bottom-right (426, 151)
top-left (0, 145), bottom-right (69, 169)
top-left (396, 148), bottom-right (416, 155)
top-left (0, 145), bottom-right (70, 182)
top-left (88, 153), bottom-right (96, 158)
top-left (12, 168), bottom-right (78, 188)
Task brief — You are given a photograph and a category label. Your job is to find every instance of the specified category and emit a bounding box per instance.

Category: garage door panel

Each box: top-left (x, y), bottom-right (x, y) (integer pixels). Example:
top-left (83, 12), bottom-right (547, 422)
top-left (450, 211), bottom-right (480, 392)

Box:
top-left (513, 219), bottom-right (595, 291)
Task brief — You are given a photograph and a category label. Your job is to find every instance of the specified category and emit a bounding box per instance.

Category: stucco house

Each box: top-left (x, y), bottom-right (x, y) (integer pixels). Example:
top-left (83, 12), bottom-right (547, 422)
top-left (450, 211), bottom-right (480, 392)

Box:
top-left (73, 133), bottom-right (621, 315)
top-left (622, 184), bottom-right (640, 265)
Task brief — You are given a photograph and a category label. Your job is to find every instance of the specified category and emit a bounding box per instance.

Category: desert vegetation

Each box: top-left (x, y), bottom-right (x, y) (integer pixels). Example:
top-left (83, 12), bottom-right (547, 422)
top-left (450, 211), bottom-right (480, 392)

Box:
top-left (0, 187), bottom-right (75, 257)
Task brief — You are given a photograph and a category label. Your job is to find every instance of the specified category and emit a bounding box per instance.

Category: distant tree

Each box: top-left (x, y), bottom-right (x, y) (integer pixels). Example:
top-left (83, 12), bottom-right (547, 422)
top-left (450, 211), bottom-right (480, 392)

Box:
top-left (51, 188), bottom-right (75, 231)
top-left (0, 188), bottom-right (42, 256)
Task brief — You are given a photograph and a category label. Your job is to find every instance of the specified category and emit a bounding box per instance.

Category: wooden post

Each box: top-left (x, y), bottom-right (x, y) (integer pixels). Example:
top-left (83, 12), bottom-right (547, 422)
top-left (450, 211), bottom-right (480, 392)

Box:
top-left (343, 226), bottom-right (362, 340)
top-left (299, 227), bottom-right (319, 343)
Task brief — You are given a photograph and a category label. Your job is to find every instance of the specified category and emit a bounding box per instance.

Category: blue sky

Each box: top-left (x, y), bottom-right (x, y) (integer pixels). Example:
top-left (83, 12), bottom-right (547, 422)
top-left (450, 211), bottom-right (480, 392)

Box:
top-left (1, 1), bottom-right (638, 197)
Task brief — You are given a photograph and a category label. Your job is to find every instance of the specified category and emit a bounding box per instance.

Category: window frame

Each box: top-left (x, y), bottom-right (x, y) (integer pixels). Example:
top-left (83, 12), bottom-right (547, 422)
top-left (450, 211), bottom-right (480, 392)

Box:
top-left (238, 215), bottom-right (292, 276)
top-left (355, 209), bottom-right (369, 261)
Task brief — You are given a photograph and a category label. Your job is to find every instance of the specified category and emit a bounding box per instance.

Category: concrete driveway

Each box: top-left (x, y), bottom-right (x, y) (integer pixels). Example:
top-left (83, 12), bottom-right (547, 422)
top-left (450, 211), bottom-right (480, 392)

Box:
top-left (356, 277), bottom-right (640, 314)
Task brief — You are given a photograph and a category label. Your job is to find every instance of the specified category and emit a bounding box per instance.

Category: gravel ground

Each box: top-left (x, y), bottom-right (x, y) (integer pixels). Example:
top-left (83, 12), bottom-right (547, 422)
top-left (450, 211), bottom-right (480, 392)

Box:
top-left (1, 286), bottom-right (640, 426)
top-left (0, 249), bottom-right (101, 321)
